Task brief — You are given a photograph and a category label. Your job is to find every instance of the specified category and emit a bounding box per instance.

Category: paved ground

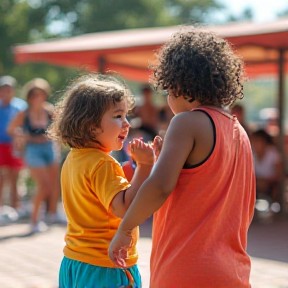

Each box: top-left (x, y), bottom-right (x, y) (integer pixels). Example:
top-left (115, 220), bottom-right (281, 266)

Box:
top-left (0, 214), bottom-right (287, 288)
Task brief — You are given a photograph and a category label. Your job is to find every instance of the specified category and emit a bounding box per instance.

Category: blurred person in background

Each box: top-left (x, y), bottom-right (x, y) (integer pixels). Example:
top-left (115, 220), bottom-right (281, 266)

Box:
top-left (259, 108), bottom-right (279, 145)
top-left (7, 78), bottom-right (61, 233)
top-left (0, 76), bottom-right (27, 215)
top-left (133, 84), bottom-right (161, 140)
top-left (250, 129), bottom-right (282, 203)
top-left (231, 103), bottom-right (251, 137)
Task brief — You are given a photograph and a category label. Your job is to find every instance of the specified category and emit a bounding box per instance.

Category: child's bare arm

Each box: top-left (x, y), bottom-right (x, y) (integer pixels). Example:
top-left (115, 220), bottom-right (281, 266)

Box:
top-left (152, 135), bottom-right (163, 162)
top-left (111, 138), bottom-right (154, 218)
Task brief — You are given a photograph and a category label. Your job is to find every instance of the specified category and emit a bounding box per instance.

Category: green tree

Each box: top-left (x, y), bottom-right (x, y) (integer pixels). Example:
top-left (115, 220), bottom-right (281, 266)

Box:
top-left (166, 0), bottom-right (223, 25)
top-left (226, 7), bottom-right (254, 22)
top-left (0, 0), bottom-right (224, 92)
top-left (277, 7), bottom-right (288, 17)
top-left (0, 0), bottom-right (79, 94)
top-left (27, 0), bottom-right (223, 36)
top-left (0, 0), bottom-right (31, 74)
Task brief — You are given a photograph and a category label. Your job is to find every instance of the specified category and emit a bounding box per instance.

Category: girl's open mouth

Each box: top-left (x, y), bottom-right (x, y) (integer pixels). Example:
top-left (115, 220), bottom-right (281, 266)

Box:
top-left (118, 135), bottom-right (126, 140)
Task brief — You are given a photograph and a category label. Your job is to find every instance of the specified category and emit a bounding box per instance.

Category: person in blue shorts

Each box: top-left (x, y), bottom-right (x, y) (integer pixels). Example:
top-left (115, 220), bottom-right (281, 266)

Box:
top-left (7, 78), bottom-right (61, 232)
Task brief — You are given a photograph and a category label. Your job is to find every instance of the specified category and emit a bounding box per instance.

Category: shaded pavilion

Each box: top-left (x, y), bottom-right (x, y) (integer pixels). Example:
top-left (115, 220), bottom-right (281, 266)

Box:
top-left (13, 18), bottom-right (288, 208)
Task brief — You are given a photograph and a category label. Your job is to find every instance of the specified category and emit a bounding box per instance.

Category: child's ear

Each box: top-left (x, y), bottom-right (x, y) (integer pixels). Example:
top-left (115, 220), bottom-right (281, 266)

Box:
top-left (90, 126), bottom-right (102, 136)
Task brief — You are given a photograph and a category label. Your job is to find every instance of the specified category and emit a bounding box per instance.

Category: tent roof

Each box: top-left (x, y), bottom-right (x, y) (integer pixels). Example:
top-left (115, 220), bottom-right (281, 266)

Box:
top-left (13, 18), bottom-right (288, 82)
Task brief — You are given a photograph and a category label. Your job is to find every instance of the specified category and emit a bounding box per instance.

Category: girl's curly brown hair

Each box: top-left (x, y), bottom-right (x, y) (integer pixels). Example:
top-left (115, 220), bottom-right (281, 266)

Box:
top-left (151, 27), bottom-right (246, 107)
top-left (47, 73), bottom-right (135, 148)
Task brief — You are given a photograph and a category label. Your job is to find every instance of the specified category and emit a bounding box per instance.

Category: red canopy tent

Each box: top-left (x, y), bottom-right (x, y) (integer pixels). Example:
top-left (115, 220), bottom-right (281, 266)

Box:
top-left (13, 19), bottom-right (288, 81)
top-left (12, 18), bottom-right (288, 207)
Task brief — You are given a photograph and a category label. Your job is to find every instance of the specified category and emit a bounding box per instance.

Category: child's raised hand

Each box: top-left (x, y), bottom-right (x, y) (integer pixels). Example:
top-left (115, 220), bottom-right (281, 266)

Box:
top-left (129, 138), bottom-right (154, 165)
top-left (152, 135), bottom-right (163, 162)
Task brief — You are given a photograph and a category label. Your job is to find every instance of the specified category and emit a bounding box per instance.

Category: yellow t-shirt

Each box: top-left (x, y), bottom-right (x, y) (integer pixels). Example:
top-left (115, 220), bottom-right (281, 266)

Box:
top-left (61, 148), bottom-right (138, 267)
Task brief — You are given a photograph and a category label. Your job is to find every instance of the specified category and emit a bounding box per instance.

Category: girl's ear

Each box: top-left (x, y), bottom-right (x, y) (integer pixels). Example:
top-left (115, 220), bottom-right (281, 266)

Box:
top-left (90, 126), bottom-right (102, 137)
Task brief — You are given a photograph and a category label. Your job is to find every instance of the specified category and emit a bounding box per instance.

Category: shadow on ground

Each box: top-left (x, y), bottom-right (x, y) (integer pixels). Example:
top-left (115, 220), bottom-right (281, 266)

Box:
top-left (247, 215), bottom-right (288, 263)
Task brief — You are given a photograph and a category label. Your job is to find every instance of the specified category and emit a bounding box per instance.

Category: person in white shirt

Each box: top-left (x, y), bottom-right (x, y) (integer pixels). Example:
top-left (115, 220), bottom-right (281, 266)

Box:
top-left (251, 129), bottom-right (282, 202)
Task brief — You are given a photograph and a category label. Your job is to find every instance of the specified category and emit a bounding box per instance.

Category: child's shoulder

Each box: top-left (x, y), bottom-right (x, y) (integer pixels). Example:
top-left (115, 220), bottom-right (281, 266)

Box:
top-left (171, 110), bottom-right (212, 130)
top-left (68, 148), bottom-right (119, 171)
top-left (70, 148), bottom-right (112, 161)
top-left (167, 110), bottom-right (215, 148)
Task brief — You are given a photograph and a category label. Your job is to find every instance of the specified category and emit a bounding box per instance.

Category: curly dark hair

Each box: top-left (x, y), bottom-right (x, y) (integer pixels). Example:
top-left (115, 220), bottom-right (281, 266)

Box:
top-left (47, 73), bottom-right (135, 148)
top-left (151, 27), bottom-right (246, 107)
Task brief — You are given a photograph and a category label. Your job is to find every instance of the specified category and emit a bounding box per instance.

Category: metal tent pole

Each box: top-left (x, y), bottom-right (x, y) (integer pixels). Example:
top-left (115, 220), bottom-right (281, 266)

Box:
top-left (277, 48), bottom-right (287, 214)
top-left (98, 56), bottom-right (105, 73)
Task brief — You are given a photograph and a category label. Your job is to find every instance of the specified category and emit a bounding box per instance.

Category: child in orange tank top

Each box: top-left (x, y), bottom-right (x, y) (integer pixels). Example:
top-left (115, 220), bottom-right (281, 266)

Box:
top-left (109, 27), bottom-right (256, 288)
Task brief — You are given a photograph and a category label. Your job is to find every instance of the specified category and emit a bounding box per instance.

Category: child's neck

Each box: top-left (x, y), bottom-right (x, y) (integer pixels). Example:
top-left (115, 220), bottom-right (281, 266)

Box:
top-left (190, 100), bottom-right (223, 110)
top-left (198, 103), bottom-right (223, 109)
top-left (85, 141), bottom-right (111, 154)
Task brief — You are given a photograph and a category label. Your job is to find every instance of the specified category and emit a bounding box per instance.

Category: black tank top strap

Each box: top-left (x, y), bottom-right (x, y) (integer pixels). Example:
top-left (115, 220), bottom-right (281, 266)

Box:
top-left (183, 109), bottom-right (216, 169)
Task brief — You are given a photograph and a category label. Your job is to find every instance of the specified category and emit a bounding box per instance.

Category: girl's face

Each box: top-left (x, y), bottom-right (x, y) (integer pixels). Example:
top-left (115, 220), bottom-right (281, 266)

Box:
top-left (95, 99), bottom-right (131, 153)
top-left (28, 88), bottom-right (47, 107)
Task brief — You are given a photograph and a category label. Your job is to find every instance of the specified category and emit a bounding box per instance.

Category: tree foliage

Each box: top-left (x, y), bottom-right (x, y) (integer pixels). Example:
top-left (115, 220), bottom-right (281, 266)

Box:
top-left (23, 0), bottom-right (224, 36)
top-left (226, 7), bottom-right (254, 23)
top-left (0, 0), bottom-right (228, 92)
top-left (277, 8), bottom-right (288, 18)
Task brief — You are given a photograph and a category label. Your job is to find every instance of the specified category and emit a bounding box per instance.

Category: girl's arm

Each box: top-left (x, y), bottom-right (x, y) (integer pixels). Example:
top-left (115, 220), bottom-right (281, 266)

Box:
top-left (111, 138), bottom-right (155, 218)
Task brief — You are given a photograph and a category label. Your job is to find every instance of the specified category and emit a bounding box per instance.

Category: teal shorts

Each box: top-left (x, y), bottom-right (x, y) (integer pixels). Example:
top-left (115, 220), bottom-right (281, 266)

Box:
top-left (59, 256), bottom-right (141, 288)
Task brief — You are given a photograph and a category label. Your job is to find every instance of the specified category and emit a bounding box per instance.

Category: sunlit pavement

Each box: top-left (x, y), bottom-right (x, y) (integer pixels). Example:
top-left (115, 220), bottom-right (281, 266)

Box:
top-left (0, 215), bottom-right (287, 288)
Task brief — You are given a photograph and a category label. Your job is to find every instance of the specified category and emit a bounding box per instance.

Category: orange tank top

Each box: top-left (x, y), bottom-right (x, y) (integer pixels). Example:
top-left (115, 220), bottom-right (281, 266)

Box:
top-left (150, 107), bottom-right (255, 288)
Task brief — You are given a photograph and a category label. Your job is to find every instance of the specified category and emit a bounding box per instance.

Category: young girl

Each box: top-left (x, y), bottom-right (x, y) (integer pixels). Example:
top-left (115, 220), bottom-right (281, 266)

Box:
top-left (109, 27), bottom-right (256, 288)
top-left (47, 73), bottom-right (156, 288)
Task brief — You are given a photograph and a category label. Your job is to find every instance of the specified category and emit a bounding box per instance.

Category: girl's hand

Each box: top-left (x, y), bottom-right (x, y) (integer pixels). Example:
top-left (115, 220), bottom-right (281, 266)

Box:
top-left (129, 138), bottom-right (154, 165)
top-left (108, 227), bottom-right (135, 268)
top-left (152, 135), bottom-right (163, 162)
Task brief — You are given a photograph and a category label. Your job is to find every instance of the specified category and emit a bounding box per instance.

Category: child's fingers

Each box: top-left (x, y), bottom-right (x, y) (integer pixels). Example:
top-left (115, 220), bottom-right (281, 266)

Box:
top-left (130, 138), bottom-right (154, 160)
top-left (130, 139), bottom-right (139, 152)
top-left (130, 138), bottom-right (145, 151)
top-left (153, 135), bottom-right (162, 146)
top-left (136, 139), bottom-right (143, 149)
top-left (153, 136), bottom-right (163, 151)
top-left (129, 138), bottom-right (141, 149)
top-left (153, 135), bottom-right (163, 160)
top-left (129, 141), bottom-right (134, 153)
top-left (112, 251), bottom-right (127, 268)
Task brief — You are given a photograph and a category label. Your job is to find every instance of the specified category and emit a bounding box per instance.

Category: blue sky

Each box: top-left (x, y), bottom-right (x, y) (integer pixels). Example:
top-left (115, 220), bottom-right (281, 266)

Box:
top-left (216, 0), bottom-right (288, 22)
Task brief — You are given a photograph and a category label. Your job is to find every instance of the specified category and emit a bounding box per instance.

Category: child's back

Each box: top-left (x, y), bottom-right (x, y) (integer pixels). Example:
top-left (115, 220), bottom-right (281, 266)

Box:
top-left (151, 107), bottom-right (255, 287)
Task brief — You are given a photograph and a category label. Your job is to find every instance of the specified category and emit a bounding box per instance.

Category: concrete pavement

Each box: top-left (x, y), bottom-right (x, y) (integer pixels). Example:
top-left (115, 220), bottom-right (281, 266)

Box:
top-left (0, 216), bottom-right (287, 288)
